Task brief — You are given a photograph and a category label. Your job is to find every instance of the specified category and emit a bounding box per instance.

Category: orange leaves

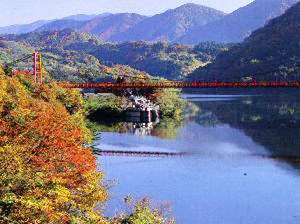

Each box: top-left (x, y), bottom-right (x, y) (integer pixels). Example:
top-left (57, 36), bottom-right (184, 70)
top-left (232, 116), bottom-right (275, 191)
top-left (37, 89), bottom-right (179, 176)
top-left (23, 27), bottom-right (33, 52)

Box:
top-left (0, 72), bottom-right (107, 223)
top-left (23, 101), bottom-right (95, 189)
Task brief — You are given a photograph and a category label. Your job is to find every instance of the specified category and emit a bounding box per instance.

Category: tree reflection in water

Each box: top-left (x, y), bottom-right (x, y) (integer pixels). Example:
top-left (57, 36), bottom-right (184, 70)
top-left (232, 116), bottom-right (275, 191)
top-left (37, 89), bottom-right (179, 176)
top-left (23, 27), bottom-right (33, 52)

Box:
top-left (193, 91), bottom-right (300, 171)
top-left (88, 90), bottom-right (300, 170)
top-left (87, 117), bottom-right (184, 140)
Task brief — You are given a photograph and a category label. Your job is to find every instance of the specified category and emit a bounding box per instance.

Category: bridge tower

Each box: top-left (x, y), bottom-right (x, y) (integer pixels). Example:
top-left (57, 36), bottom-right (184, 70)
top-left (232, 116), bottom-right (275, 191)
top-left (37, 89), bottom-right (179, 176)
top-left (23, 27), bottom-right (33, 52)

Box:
top-left (33, 51), bottom-right (43, 91)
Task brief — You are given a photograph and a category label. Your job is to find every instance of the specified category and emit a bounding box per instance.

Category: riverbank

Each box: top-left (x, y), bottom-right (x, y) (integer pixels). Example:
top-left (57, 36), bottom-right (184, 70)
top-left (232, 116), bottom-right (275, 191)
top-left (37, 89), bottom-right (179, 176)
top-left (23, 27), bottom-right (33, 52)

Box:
top-left (84, 88), bottom-right (187, 124)
top-left (0, 68), bottom-right (175, 224)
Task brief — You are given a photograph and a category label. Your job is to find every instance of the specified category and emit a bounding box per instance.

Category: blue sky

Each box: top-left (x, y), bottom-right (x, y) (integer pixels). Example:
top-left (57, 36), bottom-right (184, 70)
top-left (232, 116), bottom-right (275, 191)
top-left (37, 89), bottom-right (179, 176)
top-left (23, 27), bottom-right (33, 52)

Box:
top-left (0, 0), bottom-right (254, 27)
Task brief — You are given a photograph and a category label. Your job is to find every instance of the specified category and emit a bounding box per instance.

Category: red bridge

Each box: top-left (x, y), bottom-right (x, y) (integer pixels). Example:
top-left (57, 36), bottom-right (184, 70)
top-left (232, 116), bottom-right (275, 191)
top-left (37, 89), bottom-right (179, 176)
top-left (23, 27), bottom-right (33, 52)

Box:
top-left (59, 81), bottom-right (300, 89)
top-left (9, 51), bottom-right (300, 90)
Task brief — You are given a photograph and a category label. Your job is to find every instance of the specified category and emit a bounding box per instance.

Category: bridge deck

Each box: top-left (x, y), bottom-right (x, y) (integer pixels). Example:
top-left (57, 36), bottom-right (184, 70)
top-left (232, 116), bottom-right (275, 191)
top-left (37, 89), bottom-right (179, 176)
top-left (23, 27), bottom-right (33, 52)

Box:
top-left (60, 81), bottom-right (300, 89)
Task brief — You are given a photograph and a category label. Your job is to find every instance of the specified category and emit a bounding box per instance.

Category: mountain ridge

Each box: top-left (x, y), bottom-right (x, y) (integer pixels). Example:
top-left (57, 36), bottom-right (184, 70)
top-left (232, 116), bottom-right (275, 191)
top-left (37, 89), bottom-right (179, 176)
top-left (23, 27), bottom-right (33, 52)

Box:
top-left (110, 3), bottom-right (226, 42)
top-left (189, 2), bottom-right (300, 81)
top-left (80, 13), bottom-right (147, 40)
top-left (0, 13), bottom-right (110, 35)
top-left (0, 1), bottom-right (299, 44)
top-left (179, 0), bottom-right (300, 44)
top-left (0, 3), bottom-right (225, 43)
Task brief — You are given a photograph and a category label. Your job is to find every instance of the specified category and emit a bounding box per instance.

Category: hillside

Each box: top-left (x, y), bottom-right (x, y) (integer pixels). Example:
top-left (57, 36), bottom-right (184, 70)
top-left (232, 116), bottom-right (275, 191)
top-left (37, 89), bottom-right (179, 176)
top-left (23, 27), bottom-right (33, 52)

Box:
top-left (4, 29), bottom-right (103, 49)
top-left (110, 3), bottom-right (225, 42)
top-left (80, 13), bottom-right (146, 40)
top-left (62, 13), bottom-right (108, 21)
top-left (76, 41), bottom-right (230, 80)
top-left (2, 30), bottom-right (230, 80)
top-left (2, 1), bottom-right (298, 44)
top-left (35, 13), bottom-right (146, 41)
top-left (36, 20), bottom-right (86, 32)
top-left (0, 35), bottom-right (153, 83)
top-left (0, 20), bottom-right (49, 35)
top-left (0, 3), bottom-right (225, 42)
top-left (189, 2), bottom-right (300, 81)
top-left (179, 0), bottom-right (300, 44)
top-left (0, 13), bottom-right (108, 35)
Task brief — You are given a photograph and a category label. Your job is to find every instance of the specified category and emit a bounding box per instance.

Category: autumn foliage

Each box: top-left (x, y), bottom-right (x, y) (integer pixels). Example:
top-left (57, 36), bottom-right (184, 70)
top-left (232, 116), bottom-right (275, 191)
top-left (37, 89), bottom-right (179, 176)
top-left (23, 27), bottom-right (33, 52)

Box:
top-left (0, 67), bottom-right (175, 223)
top-left (0, 68), bottom-right (107, 223)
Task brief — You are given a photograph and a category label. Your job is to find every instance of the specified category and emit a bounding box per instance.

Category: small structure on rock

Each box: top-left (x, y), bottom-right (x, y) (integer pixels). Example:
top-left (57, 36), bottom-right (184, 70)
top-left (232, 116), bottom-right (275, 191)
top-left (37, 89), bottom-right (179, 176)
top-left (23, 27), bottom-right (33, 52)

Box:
top-left (125, 96), bottom-right (159, 123)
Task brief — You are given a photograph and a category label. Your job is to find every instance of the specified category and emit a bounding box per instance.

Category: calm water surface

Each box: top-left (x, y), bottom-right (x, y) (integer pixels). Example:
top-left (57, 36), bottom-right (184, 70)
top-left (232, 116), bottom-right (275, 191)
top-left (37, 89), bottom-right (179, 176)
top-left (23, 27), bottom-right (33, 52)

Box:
top-left (95, 92), bottom-right (300, 224)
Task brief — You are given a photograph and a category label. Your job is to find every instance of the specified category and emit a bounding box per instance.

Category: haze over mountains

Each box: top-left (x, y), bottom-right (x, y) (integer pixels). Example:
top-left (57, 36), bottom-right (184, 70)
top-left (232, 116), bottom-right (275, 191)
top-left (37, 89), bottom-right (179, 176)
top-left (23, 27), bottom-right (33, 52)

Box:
top-left (0, 0), bottom-right (299, 44)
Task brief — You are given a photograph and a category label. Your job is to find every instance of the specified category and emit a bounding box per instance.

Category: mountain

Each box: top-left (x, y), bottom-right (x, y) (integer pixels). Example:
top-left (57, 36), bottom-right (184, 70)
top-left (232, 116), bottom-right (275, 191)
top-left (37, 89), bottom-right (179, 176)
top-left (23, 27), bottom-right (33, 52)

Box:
top-left (62, 13), bottom-right (110, 21)
top-left (0, 13), bottom-right (109, 35)
top-left (180, 0), bottom-right (300, 44)
top-left (2, 30), bottom-right (229, 80)
top-left (189, 2), bottom-right (300, 81)
top-left (36, 20), bottom-right (86, 32)
top-left (4, 29), bottom-right (103, 49)
top-left (0, 35), bottom-right (152, 83)
top-left (0, 20), bottom-right (49, 35)
top-left (36, 13), bottom-right (112, 32)
top-left (0, 4), bottom-right (225, 41)
top-left (80, 13), bottom-right (147, 40)
top-left (110, 3), bottom-right (226, 42)
top-left (34, 13), bottom-right (146, 41)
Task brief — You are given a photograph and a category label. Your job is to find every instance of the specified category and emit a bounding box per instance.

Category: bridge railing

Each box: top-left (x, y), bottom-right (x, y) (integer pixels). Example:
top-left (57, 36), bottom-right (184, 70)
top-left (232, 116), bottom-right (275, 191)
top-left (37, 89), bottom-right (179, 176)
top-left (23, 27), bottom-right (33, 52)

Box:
top-left (59, 81), bottom-right (300, 89)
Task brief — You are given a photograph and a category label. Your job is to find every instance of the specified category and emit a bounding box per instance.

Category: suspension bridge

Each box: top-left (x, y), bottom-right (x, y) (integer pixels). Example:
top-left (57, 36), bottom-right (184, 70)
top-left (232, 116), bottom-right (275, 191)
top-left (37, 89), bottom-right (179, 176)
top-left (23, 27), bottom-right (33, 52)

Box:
top-left (7, 51), bottom-right (300, 91)
top-left (7, 51), bottom-right (300, 158)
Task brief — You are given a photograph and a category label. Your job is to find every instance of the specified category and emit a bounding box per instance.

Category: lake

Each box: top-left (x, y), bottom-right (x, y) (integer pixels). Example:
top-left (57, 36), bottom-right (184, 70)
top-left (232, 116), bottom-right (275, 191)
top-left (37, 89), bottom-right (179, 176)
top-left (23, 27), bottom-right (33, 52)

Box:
top-left (95, 91), bottom-right (300, 224)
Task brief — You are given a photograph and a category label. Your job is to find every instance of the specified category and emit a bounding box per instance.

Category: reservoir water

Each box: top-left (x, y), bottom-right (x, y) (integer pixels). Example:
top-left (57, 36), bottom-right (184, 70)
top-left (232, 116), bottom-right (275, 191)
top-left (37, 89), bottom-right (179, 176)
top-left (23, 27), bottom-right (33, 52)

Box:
top-left (95, 91), bottom-right (300, 224)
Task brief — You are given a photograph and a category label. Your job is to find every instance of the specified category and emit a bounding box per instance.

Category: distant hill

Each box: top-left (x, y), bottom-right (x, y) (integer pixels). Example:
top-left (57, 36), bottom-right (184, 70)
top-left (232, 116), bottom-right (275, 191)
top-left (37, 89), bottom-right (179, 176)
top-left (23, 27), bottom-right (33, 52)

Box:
top-left (0, 13), bottom-right (109, 35)
top-left (36, 20), bottom-right (86, 32)
top-left (189, 2), bottom-right (300, 81)
top-left (0, 20), bottom-right (49, 35)
top-left (5, 29), bottom-right (103, 48)
top-left (33, 13), bottom-right (146, 41)
top-left (0, 36), bottom-right (152, 83)
top-left (2, 30), bottom-right (229, 80)
top-left (0, 3), bottom-right (225, 42)
top-left (80, 13), bottom-right (146, 40)
top-left (179, 0), bottom-right (300, 44)
top-left (110, 3), bottom-right (225, 42)
top-left (62, 13), bottom-right (110, 21)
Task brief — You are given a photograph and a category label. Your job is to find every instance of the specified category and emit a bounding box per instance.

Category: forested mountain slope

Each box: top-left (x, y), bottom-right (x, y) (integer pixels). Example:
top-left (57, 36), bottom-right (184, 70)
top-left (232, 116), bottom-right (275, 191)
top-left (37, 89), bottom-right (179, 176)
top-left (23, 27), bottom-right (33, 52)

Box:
top-left (2, 30), bottom-right (230, 80)
top-left (110, 3), bottom-right (225, 42)
top-left (189, 2), bottom-right (300, 81)
top-left (180, 0), bottom-right (299, 44)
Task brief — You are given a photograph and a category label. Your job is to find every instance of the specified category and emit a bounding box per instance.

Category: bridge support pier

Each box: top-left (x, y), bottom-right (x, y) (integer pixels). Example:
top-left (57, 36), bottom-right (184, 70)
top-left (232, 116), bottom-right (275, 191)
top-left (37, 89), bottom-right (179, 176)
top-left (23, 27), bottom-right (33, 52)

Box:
top-left (33, 51), bottom-right (43, 91)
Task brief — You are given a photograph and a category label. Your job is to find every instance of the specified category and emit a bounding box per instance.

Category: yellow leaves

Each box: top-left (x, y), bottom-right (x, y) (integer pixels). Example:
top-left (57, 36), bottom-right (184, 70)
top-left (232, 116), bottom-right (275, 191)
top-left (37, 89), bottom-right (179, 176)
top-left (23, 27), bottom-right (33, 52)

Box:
top-left (154, 88), bottom-right (186, 120)
top-left (111, 198), bottom-right (175, 224)
top-left (0, 65), bottom-right (5, 76)
top-left (0, 79), bottom-right (7, 105)
top-left (0, 69), bottom-right (107, 223)
top-left (46, 183), bottom-right (71, 209)
top-left (2, 193), bottom-right (17, 205)
top-left (0, 145), bottom-right (27, 181)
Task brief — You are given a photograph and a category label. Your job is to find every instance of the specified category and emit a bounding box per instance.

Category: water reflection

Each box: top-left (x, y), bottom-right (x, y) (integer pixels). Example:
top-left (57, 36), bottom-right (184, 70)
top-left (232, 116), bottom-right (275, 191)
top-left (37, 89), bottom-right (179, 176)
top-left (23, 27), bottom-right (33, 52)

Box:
top-left (91, 91), bottom-right (300, 163)
top-left (96, 91), bottom-right (300, 224)
top-left (88, 118), bottom-right (184, 140)
top-left (191, 92), bottom-right (300, 170)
